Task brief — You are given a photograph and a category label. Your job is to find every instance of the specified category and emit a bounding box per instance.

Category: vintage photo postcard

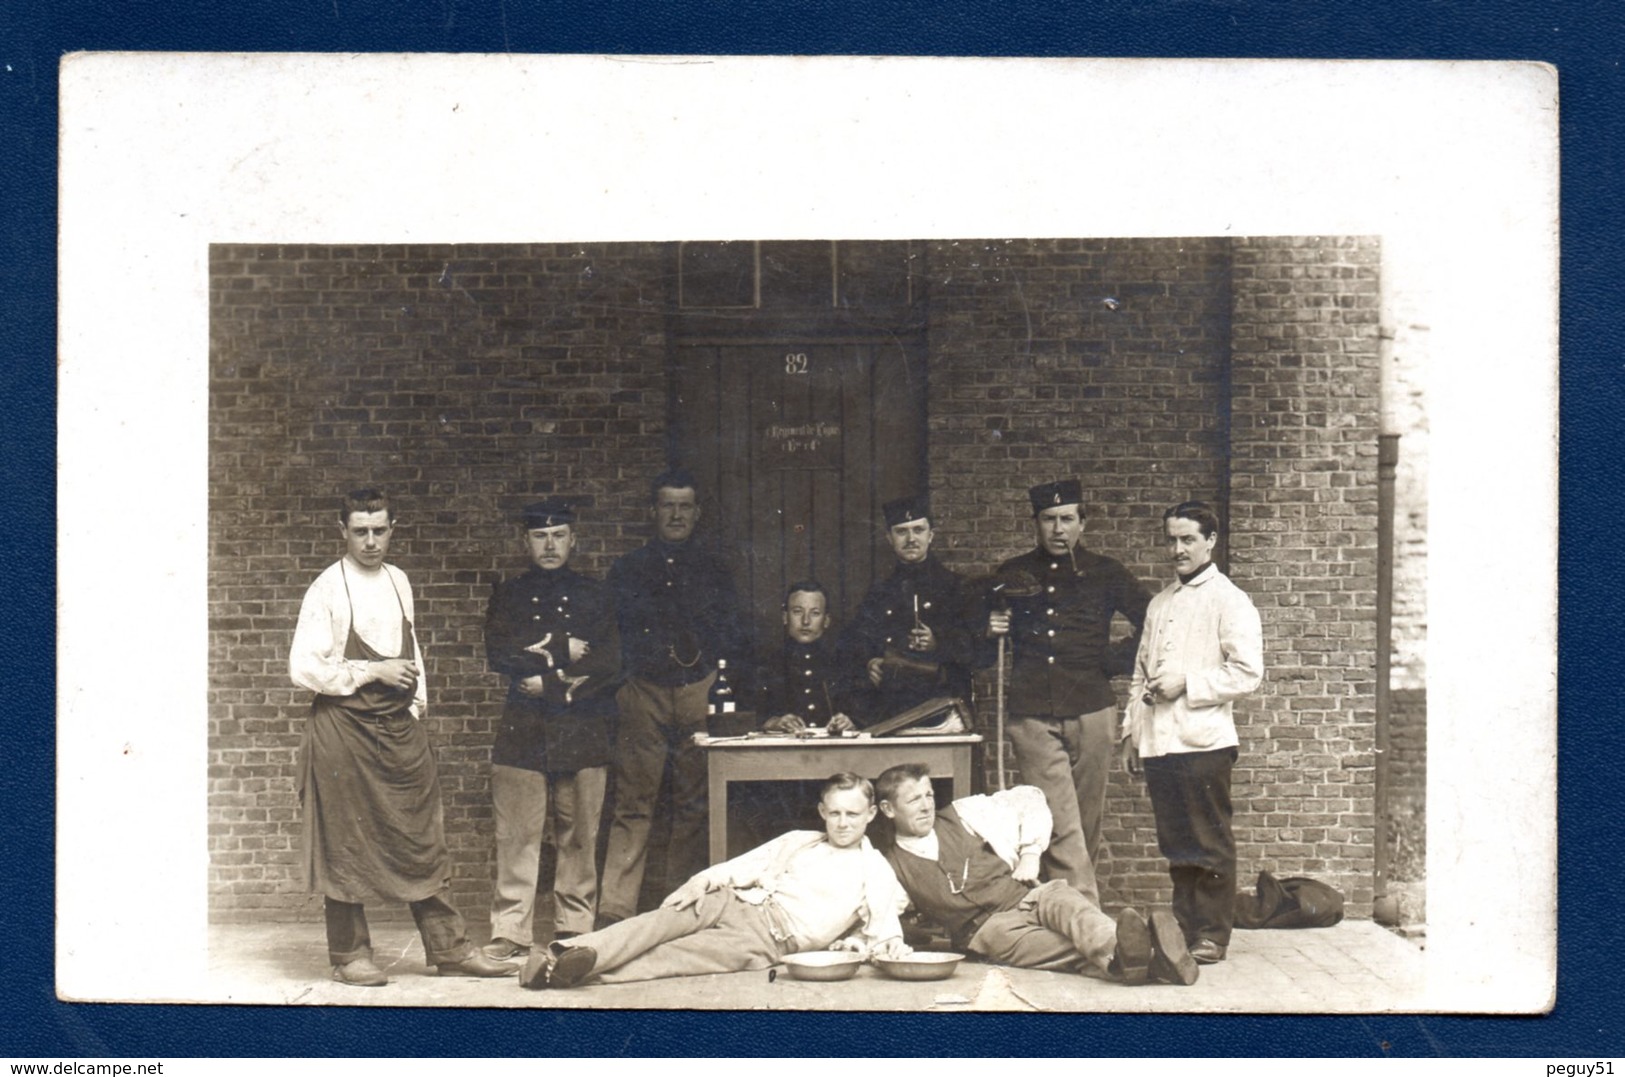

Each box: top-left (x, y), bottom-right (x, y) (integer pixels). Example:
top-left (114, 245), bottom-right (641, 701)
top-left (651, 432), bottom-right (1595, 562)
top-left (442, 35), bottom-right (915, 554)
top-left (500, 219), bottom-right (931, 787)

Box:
top-left (56, 54), bottom-right (1556, 1013)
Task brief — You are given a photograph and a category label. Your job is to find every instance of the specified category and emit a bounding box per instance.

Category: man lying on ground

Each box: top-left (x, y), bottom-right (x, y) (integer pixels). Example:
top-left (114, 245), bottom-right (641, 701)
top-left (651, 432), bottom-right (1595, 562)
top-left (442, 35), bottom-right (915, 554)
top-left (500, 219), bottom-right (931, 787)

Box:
top-left (520, 772), bottom-right (910, 989)
top-left (874, 763), bottom-right (1198, 986)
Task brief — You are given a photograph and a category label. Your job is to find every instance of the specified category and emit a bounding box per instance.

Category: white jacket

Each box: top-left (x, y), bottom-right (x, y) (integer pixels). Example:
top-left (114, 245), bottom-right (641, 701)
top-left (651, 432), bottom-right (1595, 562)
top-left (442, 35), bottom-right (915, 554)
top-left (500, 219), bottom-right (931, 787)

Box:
top-left (1123, 564), bottom-right (1263, 758)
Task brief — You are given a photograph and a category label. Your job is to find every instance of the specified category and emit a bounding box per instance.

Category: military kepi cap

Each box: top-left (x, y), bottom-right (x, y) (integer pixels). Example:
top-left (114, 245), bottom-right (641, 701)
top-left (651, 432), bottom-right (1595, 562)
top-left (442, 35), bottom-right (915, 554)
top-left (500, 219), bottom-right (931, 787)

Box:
top-left (883, 495), bottom-right (931, 528)
top-left (1029, 479), bottom-right (1084, 515)
top-left (522, 498), bottom-right (575, 528)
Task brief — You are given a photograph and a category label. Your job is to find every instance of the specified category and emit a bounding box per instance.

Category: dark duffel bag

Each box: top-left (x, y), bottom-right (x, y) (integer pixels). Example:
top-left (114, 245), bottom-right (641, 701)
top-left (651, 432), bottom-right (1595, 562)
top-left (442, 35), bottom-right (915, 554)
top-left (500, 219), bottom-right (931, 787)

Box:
top-left (1234, 870), bottom-right (1345, 929)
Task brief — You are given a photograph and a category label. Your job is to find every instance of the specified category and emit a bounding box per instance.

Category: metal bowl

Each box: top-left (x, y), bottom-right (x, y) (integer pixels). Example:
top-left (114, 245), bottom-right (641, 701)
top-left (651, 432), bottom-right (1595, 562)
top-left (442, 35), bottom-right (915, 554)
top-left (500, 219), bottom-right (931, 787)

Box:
top-left (780, 951), bottom-right (864, 982)
top-left (872, 952), bottom-right (966, 981)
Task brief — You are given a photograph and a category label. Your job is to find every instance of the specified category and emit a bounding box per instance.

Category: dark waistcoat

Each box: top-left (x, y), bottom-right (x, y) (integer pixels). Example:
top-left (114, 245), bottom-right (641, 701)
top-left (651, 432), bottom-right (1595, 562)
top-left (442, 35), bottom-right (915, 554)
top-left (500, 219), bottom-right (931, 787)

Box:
top-left (883, 807), bottom-right (1030, 948)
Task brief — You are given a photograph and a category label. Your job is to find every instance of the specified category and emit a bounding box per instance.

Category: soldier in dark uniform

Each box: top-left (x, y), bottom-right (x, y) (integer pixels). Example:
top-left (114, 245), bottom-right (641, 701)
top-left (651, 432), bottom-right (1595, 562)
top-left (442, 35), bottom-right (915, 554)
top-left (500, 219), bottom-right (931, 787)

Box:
top-left (733, 580), bottom-right (862, 849)
top-left (835, 495), bottom-right (977, 723)
top-left (759, 579), bottom-right (860, 735)
top-left (481, 498), bottom-right (623, 962)
top-left (983, 479), bottom-right (1151, 899)
top-left (601, 468), bottom-right (750, 924)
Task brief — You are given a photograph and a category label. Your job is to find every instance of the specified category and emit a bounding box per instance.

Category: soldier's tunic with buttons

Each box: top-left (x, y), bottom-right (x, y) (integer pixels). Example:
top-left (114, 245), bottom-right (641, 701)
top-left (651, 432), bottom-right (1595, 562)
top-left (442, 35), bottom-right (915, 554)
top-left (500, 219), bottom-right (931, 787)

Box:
top-left (608, 539), bottom-right (749, 688)
top-left (601, 536), bottom-right (749, 916)
top-left (485, 564), bottom-right (622, 773)
top-left (987, 546), bottom-right (1151, 717)
top-left (835, 556), bottom-right (976, 719)
top-left (979, 544), bottom-right (1151, 894)
top-left (757, 638), bottom-right (861, 728)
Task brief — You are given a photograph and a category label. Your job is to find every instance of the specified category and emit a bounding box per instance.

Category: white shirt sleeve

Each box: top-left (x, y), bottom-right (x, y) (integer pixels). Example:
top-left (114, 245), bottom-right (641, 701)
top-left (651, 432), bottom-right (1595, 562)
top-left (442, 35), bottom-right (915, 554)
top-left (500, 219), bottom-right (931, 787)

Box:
top-left (288, 563), bottom-right (426, 718)
top-left (692, 830), bottom-right (805, 891)
top-left (288, 567), bottom-right (367, 698)
top-left (949, 785), bottom-right (1053, 868)
top-left (1124, 594), bottom-right (1160, 741)
top-left (396, 566), bottom-right (427, 717)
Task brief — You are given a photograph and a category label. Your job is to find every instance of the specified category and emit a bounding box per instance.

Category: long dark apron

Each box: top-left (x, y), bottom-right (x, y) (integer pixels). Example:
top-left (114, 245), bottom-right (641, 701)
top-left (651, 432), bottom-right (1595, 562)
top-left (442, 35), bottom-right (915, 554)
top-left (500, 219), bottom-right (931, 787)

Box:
top-left (298, 566), bottom-right (451, 904)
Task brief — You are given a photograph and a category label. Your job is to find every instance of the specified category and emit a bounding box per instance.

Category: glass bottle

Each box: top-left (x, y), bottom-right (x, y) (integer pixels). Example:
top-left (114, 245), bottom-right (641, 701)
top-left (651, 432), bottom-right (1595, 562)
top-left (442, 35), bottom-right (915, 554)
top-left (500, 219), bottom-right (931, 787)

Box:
top-left (706, 658), bottom-right (736, 716)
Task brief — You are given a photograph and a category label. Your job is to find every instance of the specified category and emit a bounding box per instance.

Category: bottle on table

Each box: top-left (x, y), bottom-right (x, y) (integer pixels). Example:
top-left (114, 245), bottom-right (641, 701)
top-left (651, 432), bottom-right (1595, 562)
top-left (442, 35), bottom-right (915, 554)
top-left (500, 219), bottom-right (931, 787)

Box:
top-left (707, 658), bottom-right (736, 718)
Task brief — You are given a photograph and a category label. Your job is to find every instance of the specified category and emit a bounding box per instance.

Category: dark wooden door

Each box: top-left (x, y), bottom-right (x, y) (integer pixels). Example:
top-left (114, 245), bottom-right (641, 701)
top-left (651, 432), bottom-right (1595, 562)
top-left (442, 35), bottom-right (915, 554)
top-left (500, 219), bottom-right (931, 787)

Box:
top-left (671, 336), bottom-right (927, 650)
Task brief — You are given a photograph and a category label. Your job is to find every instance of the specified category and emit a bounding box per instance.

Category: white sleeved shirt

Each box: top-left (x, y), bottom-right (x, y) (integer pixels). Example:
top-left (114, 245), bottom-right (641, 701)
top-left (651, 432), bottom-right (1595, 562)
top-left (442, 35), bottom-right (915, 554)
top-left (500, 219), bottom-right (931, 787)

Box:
top-left (1123, 564), bottom-right (1263, 758)
top-left (289, 558), bottom-right (428, 717)
top-left (692, 830), bottom-right (906, 951)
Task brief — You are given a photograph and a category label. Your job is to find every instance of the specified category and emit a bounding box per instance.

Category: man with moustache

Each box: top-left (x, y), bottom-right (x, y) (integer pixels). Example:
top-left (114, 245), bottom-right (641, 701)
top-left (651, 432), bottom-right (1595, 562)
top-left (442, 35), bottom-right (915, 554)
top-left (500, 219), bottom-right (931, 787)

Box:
top-left (481, 498), bottom-right (622, 962)
top-left (1121, 501), bottom-right (1264, 965)
top-left (984, 479), bottom-right (1151, 899)
top-left (835, 495), bottom-right (976, 724)
top-left (520, 773), bottom-right (910, 989)
top-left (601, 468), bottom-right (750, 926)
top-left (289, 488), bottom-right (512, 986)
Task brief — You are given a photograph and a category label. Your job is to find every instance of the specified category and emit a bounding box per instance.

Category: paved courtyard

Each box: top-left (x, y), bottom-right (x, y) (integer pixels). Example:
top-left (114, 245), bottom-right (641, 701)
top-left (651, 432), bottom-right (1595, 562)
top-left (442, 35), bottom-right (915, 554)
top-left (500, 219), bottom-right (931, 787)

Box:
top-left (203, 917), bottom-right (1425, 1014)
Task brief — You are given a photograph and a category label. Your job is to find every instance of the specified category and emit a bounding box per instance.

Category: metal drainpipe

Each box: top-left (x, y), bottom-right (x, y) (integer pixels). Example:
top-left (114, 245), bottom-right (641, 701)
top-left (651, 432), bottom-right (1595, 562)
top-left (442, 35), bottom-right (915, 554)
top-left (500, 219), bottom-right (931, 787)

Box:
top-left (1372, 434), bottom-right (1401, 925)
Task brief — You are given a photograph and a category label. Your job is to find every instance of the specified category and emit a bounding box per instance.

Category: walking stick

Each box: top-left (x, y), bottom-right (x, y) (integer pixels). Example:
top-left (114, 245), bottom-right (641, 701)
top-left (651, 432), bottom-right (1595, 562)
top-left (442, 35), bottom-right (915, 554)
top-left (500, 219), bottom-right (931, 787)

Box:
top-left (986, 569), bottom-right (1039, 794)
top-left (995, 633), bottom-right (1009, 790)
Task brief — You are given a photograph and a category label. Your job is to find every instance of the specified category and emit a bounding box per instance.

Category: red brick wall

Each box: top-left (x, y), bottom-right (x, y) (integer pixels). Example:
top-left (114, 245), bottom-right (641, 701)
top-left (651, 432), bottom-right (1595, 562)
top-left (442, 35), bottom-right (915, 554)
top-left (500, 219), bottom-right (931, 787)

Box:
top-left (209, 237), bottom-right (1380, 922)
top-left (1388, 688), bottom-right (1426, 809)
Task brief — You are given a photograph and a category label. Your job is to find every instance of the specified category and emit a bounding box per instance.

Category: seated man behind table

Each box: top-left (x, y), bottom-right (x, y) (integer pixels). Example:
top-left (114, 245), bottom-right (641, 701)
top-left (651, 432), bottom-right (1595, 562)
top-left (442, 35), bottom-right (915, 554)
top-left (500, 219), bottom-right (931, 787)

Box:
top-left (520, 772), bottom-right (910, 988)
top-left (738, 580), bottom-right (863, 848)
top-left (873, 763), bottom-right (1198, 986)
top-left (759, 579), bottom-right (863, 735)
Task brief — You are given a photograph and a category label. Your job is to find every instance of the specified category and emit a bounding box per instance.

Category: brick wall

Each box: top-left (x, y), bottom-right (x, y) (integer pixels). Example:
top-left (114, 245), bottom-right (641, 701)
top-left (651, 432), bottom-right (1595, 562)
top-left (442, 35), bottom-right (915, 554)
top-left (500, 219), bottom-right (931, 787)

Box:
top-left (1379, 256), bottom-right (1431, 692)
top-left (1387, 688), bottom-right (1426, 810)
top-left (1227, 236), bottom-right (1382, 914)
top-left (1386, 687), bottom-right (1427, 884)
top-left (921, 236), bottom-right (1231, 788)
top-left (209, 237), bottom-right (1382, 923)
top-left (925, 236), bottom-right (1381, 916)
top-left (209, 243), bottom-right (670, 920)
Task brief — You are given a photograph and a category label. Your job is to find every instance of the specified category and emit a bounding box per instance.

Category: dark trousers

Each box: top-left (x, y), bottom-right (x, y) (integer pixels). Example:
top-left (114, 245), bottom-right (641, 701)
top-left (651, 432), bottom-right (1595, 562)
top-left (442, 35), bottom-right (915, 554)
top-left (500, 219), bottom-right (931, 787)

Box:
top-left (1143, 747), bottom-right (1238, 948)
top-left (324, 891), bottom-right (473, 967)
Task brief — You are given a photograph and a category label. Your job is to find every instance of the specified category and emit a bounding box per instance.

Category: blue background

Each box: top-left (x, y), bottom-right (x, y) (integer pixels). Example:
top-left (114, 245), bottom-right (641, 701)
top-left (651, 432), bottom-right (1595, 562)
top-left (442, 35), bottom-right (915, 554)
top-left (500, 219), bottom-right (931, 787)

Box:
top-left (4, 0), bottom-right (1612, 1057)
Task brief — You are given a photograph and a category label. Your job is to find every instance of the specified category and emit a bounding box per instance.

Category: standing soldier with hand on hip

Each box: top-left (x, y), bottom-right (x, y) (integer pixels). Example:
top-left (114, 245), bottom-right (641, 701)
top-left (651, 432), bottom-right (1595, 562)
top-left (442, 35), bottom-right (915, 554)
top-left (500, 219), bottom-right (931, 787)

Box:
top-left (984, 479), bottom-right (1151, 900)
top-left (601, 468), bottom-right (750, 926)
top-left (482, 498), bottom-right (622, 963)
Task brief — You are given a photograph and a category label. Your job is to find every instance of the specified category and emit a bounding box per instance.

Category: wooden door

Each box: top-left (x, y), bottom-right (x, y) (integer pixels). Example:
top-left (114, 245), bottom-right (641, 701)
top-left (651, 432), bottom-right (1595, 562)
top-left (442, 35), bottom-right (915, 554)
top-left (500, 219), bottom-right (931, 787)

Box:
top-left (671, 336), bottom-right (927, 650)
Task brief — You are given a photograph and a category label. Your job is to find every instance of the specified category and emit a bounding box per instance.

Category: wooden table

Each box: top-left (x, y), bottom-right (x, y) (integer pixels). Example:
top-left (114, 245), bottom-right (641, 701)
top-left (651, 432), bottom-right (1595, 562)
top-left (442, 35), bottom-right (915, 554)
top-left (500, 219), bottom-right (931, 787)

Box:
top-left (698, 733), bottom-right (982, 864)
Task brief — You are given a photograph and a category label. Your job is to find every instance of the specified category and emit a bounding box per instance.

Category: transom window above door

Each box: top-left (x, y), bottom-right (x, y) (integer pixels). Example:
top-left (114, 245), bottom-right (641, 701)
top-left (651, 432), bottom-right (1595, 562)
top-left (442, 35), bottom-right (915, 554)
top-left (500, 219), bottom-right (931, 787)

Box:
top-left (678, 240), bottom-right (920, 310)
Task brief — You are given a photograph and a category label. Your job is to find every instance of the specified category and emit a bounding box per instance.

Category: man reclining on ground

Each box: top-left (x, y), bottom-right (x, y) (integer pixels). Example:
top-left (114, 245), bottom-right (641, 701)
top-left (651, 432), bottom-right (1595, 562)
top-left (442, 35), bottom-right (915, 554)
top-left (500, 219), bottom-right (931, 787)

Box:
top-left (521, 771), bottom-right (910, 988)
top-left (873, 763), bottom-right (1198, 986)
